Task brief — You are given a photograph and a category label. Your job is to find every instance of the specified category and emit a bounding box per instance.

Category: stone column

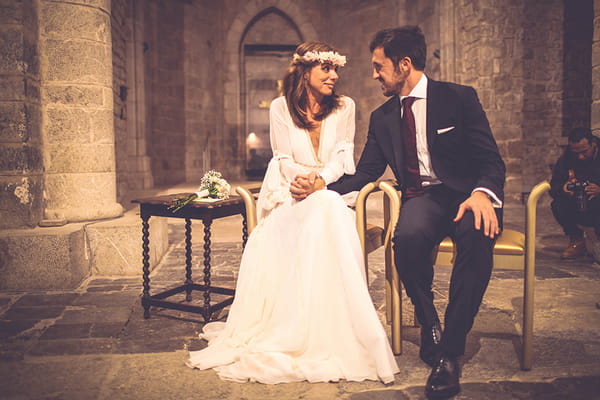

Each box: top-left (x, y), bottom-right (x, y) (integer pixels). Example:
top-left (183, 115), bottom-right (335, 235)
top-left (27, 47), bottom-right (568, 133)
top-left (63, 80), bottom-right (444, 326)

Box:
top-left (40, 0), bottom-right (122, 224)
top-left (594, 0), bottom-right (600, 136)
top-left (0, 0), bottom-right (44, 229)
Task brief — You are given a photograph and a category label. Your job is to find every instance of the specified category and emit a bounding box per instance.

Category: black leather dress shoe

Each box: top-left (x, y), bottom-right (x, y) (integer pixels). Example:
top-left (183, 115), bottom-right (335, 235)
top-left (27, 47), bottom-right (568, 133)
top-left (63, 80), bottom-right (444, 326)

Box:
top-left (425, 355), bottom-right (461, 399)
top-left (420, 322), bottom-right (442, 366)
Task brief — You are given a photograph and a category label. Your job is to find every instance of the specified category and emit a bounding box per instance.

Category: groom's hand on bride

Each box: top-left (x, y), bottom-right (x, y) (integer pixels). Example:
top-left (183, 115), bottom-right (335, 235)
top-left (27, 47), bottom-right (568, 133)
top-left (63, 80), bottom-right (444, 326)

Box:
top-left (290, 172), bottom-right (325, 200)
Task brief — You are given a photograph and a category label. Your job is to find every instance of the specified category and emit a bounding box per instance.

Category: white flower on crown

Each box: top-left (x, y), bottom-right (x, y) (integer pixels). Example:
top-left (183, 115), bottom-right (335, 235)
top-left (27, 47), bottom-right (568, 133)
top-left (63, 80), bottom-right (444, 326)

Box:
top-left (293, 50), bottom-right (347, 67)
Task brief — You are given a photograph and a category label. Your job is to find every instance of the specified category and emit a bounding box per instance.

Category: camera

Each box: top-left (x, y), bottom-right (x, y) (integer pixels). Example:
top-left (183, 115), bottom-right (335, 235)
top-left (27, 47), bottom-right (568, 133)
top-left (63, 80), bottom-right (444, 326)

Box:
top-left (566, 180), bottom-right (589, 212)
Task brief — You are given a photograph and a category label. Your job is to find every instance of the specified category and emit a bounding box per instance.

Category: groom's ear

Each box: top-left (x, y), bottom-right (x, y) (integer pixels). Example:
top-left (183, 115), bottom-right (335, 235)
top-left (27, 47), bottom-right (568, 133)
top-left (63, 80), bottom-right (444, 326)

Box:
top-left (398, 56), bottom-right (412, 71)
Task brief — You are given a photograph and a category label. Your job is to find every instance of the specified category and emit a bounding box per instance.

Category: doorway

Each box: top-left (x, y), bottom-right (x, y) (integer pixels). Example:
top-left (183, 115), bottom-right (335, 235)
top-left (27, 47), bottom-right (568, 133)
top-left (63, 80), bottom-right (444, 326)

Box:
top-left (243, 44), bottom-right (296, 179)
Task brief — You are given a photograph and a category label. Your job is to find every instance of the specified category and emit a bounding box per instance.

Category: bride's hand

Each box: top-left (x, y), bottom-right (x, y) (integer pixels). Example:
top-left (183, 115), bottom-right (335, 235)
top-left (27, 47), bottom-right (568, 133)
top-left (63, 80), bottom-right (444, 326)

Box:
top-left (290, 172), bottom-right (324, 200)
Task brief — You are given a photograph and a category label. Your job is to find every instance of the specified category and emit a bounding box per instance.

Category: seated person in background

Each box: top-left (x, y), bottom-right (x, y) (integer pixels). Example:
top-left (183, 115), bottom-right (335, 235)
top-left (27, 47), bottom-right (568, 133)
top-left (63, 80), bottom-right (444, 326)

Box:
top-left (550, 128), bottom-right (600, 261)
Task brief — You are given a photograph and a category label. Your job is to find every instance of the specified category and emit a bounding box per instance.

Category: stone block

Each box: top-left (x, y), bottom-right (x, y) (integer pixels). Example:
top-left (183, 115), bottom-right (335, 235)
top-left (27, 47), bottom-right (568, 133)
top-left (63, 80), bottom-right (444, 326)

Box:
top-left (41, 1), bottom-right (110, 43)
top-left (594, 10), bottom-right (600, 42)
top-left (592, 102), bottom-right (600, 130)
top-left (91, 109), bottom-right (115, 143)
top-left (0, 224), bottom-right (89, 290)
top-left (45, 107), bottom-right (91, 143)
top-left (593, 68), bottom-right (600, 101)
top-left (592, 41), bottom-right (600, 68)
top-left (506, 139), bottom-right (524, 159)
top-left (25, 101), bottom-right (41, 141)
top-left (44, 39), bottom-right (111, 85)
top-left (46, 143), bottom-right (115, 174)
top-left (0, 0), bottom-right (24, 24)
top-left (43, 85), bottom-right (105, 107)
top-left (0, 102), bottom-right (28, 142)
top-left (45, 107), bottom-right (112, 144)
top-left (85, 209), bottom-right (168, 276)
top-left (0, 27), bottom-right (23, 74)
top-left (0, 76), bottom-right (26, 101)
top-left (0, 175), bottom-right (43, 229)
top-left (44, 175), bottom-right (123, 222)
top-left (0, 143), bottom-right (43, 173)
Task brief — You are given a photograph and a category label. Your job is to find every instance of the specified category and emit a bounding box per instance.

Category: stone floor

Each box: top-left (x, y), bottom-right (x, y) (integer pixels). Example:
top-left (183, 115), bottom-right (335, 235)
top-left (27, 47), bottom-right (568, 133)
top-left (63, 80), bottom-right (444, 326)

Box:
top-left (1, 192), bottom-right (600, 400)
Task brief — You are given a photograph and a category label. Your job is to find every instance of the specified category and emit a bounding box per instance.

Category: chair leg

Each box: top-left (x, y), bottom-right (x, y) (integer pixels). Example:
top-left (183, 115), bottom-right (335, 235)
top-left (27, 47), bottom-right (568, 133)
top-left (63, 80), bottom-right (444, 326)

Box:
top-left (521, 180), bottom-right (550, 370)
top-left (522, 269), bottom-right (535, 370)
top-left (389, 248), bottom-right (402, 355)
top-left (385, 264), bottom-right (392, 324)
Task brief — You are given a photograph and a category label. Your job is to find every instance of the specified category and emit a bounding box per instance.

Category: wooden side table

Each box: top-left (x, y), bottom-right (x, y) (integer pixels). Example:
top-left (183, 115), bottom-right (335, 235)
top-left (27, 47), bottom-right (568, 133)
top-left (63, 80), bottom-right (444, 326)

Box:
top-left (132, 194), bottom-right (248, 322)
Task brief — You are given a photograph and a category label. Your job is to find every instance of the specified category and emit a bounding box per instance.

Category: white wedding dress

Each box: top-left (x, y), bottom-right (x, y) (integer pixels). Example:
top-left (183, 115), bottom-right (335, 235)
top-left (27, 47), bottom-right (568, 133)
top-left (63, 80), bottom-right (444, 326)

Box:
top-left (187, 96), bottom-right (399, 384)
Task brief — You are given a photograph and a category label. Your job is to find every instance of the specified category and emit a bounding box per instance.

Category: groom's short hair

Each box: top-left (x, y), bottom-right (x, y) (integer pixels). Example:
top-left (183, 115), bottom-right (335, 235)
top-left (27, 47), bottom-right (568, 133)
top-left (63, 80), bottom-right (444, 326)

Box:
top-left (369, 26), bottom-right (427, 71)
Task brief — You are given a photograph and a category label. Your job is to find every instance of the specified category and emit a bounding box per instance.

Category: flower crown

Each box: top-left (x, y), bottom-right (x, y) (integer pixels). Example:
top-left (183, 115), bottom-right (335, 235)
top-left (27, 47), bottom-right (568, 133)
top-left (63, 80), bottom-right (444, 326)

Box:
top-left (293, 51), bottom-right (347, 67)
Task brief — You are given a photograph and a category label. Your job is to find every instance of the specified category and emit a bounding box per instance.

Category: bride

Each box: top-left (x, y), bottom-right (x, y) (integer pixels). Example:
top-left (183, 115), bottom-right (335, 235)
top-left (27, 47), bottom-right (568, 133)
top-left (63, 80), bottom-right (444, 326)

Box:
top-left (187, 41), bottom-right (399, 384)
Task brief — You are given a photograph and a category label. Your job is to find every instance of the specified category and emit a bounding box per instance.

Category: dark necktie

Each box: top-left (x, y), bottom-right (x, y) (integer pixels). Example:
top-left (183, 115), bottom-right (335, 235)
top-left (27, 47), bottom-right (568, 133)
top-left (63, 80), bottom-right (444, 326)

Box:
top-left (400, 96), bottom-right (424, 198)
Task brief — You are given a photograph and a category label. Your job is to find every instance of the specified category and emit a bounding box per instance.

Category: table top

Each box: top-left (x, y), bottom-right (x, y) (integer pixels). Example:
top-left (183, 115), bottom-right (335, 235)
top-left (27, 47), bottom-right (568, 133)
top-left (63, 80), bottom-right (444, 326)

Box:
top-left (132, 193), bottom-right (246, 220)
top-left (132, 193), bottom-right (243, 208)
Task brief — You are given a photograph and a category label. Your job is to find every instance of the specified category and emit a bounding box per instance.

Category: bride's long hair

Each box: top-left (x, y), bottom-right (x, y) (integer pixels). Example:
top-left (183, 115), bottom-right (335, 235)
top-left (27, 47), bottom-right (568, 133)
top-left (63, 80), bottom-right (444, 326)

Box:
top-left (283, 41), bottom-right (342, 130)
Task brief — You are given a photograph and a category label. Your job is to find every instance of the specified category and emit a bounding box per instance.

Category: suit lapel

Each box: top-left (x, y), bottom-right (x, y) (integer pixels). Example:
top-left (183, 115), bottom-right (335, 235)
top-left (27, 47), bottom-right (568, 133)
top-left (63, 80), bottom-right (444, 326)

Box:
top-left (382, 96), bottom-right (404, 175)
top-left (426, 78), bottom-right (441, 149)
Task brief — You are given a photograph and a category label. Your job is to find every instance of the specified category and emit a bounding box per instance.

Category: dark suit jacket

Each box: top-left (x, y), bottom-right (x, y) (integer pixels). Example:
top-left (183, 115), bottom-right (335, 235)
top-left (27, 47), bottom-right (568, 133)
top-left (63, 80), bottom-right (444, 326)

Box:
top-left (329, 78), bottom-right (506, 202)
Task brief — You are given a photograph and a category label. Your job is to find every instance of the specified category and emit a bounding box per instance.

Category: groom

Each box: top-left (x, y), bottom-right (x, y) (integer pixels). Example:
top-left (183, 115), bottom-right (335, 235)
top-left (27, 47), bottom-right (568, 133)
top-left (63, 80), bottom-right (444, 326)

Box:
top-left (291, 26), bottom-right (505, 399)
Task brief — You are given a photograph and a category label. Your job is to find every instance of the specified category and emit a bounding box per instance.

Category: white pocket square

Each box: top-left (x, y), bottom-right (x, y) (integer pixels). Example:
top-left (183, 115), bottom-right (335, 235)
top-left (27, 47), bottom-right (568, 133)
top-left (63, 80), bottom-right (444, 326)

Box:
top-left (436, 126), bottom-right (455, 134)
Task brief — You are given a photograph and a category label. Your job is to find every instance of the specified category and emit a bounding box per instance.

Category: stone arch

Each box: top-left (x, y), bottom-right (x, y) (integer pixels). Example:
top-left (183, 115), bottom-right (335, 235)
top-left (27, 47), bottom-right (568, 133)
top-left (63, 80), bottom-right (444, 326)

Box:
top-left (222, 1), bottom-right (318, 179)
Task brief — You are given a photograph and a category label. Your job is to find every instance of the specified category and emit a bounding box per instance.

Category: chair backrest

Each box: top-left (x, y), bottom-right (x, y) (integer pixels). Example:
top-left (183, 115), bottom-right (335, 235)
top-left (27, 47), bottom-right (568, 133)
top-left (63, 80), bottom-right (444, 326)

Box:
top-left (235, 184), bottom-right (262, 235)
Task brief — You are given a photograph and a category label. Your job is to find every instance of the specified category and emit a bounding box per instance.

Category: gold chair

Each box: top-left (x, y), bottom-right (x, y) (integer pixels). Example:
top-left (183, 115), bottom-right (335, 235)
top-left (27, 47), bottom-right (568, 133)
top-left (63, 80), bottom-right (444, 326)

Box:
top-left (353, 181), bottom-right (402, 352)
top-left (385, 181), bottom-right (551, 371)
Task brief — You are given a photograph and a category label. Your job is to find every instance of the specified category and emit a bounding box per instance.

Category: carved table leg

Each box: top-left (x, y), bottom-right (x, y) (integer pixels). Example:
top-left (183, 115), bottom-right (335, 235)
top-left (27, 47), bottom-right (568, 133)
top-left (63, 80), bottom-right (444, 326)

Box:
top-left (202, 218), bottom-right (212, 322)
top-left (141, 214), bottom-right (151, 319)
top-left (242, 212), bottom-right (248, 249)
top-left (184, 218), bottom-right (193, 302)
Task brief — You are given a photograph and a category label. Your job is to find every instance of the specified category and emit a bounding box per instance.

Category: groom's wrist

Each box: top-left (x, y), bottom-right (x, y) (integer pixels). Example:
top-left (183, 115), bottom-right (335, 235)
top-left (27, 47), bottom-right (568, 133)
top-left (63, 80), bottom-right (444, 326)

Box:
top-left (314, 175), bottom-right (326, 191)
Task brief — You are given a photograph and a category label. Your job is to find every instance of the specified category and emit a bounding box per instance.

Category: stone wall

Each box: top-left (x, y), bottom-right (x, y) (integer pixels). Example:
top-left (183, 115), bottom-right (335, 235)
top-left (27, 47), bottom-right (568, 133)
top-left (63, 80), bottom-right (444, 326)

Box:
top-left (182, 2), bottom-right (221, 184)
top-left (594, 0), bottom-right (600, 136)
top-left (110, 0), bottom-right (154, 203)
top-left (143, 0), bottom-right (186, 186)
top-left (111, 0), bottom-right (129, 200)
top-left (3, 0), bottom-right (596, 221)
top-left (452, 0), bottom-right (525, 201)
top-left (0, 0), bottom-right (44, 229)
top-left (521, 1), bottom-right (565, 193)
top-left (563, 1), bottom-right (593, 133)
top-left (405, 0), bottom-right (441, 80)
top-left (329, 0), bottom-right (402, 161)
top-left (447, 0), bottom-right (568, 201)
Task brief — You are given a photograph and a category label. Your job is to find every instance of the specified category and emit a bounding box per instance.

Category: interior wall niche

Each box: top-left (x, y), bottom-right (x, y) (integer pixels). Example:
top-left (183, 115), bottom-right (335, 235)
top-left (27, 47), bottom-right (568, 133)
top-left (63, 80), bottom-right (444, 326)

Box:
top-left (240, 8), bottom-right (302, 179)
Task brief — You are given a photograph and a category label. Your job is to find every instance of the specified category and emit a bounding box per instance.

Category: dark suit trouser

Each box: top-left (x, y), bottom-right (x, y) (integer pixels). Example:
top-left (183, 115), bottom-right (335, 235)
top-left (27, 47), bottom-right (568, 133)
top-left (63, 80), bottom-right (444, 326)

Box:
top-left (392, 184), bottom-right (499, 357)
top-left (551, 195), bottom-right (600, 238)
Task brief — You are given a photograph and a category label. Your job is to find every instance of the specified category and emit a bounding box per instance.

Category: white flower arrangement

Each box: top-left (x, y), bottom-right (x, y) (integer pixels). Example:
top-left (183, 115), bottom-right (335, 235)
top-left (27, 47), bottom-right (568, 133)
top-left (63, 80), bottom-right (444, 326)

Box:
top-left (168, 170), bottom-right (230, 213)
top-left (195, 170), bottom-right (231, 200)
top-left (293, 51), bottom-right (347, 67)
